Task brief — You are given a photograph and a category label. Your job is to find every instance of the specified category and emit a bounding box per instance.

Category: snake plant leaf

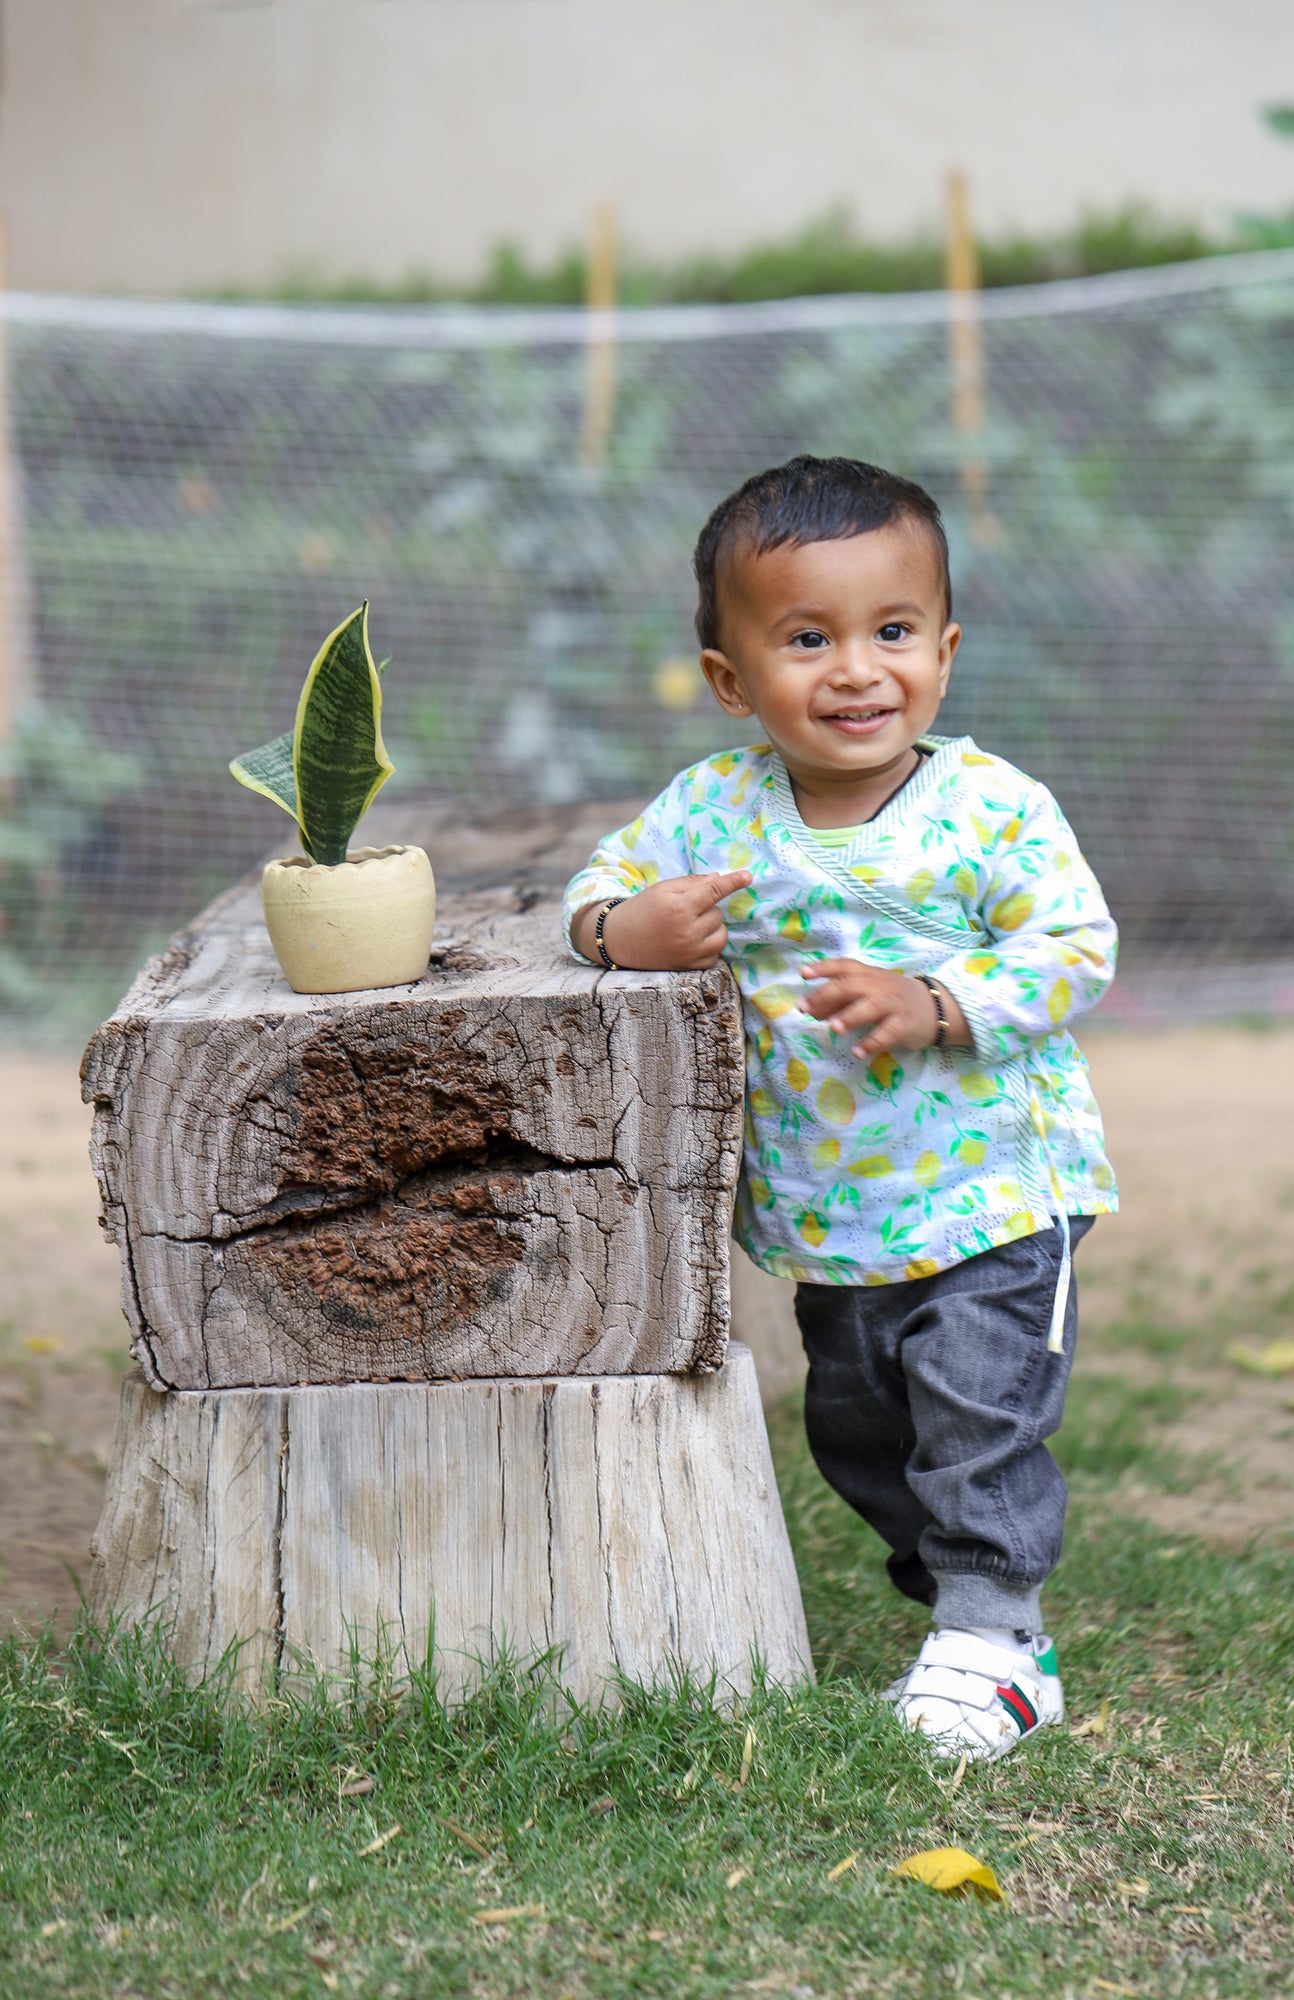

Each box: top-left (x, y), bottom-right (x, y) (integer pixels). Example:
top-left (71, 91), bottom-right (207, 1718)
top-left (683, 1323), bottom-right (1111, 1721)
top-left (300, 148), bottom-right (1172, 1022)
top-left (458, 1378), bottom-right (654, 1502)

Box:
top-left (292, 602), bottom-right (394, 866)
top-left (228, 730), bottom-right (298, 822)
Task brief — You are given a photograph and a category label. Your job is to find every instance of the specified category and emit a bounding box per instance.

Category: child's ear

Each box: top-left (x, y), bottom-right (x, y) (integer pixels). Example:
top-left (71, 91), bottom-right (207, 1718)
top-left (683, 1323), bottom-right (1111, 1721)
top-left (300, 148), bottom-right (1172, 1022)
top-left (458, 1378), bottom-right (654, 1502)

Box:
top-left (938, 621), bottom-right (962, 694)
top-left (701, 648), bottom-right (752, 718)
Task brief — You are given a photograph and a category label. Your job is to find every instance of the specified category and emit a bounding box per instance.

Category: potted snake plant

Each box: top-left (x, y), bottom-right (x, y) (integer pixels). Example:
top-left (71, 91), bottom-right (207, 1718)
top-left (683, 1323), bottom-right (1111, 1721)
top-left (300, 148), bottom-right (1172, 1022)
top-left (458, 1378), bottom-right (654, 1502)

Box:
top-left (230, 603), bottom-right (435, 993)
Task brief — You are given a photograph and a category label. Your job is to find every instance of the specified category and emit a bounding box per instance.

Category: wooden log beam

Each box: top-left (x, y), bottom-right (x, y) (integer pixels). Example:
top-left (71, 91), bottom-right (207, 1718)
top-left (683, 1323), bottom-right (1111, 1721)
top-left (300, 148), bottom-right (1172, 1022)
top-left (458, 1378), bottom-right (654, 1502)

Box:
top-left (90, 1346), bottom-right (813, 1703)
top-left (82, 800), bottom-right (746, 1390)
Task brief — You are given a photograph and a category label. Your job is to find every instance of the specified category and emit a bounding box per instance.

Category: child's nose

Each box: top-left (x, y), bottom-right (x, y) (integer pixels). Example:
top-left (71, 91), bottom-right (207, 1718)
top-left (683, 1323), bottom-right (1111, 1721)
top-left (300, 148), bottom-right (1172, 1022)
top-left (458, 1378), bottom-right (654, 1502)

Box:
top-left (827, 642), bottom-right (880, 686)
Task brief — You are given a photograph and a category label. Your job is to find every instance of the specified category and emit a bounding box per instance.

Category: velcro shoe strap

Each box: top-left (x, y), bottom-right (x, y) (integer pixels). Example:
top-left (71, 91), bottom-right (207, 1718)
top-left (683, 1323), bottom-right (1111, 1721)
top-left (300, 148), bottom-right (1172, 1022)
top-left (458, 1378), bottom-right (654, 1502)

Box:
top-left (903, 1663), bottom-right (1001, 1712)
top-left (918, 1630), bottom-right (1044, 1690)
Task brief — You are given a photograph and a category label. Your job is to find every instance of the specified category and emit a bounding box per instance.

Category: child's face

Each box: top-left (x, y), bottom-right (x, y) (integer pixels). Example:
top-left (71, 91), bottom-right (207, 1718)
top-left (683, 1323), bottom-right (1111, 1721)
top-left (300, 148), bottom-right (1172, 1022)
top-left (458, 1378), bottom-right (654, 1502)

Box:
top-left (699, 526), bottom-right (960, 797)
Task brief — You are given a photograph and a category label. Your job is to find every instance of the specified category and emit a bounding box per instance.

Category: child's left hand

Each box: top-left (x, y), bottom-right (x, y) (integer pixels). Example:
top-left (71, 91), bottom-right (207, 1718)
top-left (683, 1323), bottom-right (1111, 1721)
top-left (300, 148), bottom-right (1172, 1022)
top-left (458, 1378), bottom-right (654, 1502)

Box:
top-left (799, 959), bottom-right (964, 1059)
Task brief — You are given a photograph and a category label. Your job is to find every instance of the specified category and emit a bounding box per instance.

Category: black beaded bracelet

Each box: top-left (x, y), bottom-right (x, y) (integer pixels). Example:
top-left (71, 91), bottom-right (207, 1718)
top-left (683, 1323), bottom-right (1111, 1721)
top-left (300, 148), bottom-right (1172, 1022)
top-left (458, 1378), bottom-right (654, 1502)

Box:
top-left (594, 897), bottom-right (628, 970)
top-left (915, 972), bottom-right (948, 1050)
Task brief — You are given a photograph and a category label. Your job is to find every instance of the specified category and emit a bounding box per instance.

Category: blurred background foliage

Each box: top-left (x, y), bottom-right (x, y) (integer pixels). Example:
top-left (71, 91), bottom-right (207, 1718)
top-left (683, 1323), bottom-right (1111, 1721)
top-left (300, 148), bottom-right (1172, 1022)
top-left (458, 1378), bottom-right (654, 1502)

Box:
top-left (2, 249), bottom-right (1294, 1034)
top-left (218, 202), bottom-right (1294, 309)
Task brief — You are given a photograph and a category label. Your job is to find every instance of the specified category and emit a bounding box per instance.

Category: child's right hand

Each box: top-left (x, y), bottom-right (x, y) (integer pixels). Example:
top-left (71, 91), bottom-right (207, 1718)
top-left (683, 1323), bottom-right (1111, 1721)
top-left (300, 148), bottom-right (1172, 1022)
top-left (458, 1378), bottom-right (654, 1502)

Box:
top-left (574, 871), bottom-right (753, 971)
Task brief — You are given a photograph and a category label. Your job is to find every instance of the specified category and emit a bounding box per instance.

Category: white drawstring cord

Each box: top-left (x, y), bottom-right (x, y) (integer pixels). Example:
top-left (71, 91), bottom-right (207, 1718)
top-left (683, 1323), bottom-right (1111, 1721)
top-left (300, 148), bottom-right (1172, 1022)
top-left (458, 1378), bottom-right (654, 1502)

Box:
top-left (1047, 1206), bottom-right (1073, 1354)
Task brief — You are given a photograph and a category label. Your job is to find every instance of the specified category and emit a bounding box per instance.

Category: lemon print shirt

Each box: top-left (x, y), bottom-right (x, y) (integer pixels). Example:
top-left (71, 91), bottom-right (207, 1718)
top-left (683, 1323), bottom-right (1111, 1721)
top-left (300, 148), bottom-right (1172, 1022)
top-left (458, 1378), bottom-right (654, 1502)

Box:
top-left (562, 737), bottom-right (1119, 1287)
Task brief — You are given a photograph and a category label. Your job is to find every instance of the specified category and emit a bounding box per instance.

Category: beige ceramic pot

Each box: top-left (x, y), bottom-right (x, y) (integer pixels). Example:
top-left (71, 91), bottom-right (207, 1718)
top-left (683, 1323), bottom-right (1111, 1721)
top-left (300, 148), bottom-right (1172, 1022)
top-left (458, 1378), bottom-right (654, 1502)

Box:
top-left (261, 844), bottom-right (436, 994)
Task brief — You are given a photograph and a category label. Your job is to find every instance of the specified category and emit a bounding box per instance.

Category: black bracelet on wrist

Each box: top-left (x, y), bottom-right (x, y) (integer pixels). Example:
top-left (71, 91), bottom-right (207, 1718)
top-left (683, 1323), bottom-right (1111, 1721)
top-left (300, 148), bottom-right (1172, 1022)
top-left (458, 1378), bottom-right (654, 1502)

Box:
top-left (594, 897), bottom-right (628, 970)
top-left (915, 972), bottom-right (948, 1050)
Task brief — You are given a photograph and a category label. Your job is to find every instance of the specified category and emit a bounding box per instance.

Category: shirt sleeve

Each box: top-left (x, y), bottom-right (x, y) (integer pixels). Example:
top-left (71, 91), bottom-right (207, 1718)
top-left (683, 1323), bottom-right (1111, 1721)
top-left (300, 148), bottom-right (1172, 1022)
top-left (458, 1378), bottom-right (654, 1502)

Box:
top-left (932, 778), bottom-right (1117, 1062)
top-left (561, 772), bottom-right (696, 958)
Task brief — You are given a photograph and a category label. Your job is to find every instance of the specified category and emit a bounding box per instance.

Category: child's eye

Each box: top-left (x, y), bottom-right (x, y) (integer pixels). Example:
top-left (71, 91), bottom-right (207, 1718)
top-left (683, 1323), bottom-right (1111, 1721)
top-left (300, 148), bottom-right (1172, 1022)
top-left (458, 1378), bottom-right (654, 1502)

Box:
top-left (791, 629), bottom-right (829, 650)
top-left (877, 622), bottom-right (909, 643)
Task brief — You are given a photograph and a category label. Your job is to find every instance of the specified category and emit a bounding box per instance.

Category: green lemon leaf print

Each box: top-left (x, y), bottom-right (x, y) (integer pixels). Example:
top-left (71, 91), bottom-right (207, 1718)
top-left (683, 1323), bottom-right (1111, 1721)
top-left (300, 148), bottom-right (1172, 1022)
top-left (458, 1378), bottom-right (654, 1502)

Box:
top-left (867, 1053), bottom-right (904, 1093)
top-left (796, 1208), bottom-right (830, 1248)
top-left (958, 1071), bottom-right (1000, 1104)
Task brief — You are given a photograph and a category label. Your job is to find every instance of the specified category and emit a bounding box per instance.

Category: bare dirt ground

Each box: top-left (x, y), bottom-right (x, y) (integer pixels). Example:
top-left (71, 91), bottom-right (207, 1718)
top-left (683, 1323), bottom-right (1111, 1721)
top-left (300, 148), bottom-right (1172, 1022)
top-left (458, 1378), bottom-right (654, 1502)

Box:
top-left (2, 1025), bottom-right (1292, 1633)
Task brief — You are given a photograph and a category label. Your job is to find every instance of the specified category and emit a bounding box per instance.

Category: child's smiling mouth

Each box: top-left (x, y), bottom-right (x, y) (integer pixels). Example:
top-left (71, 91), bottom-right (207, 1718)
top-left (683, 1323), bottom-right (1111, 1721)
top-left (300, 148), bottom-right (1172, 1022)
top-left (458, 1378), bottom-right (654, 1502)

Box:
top-left (819, 704), bottom-right (898, 735)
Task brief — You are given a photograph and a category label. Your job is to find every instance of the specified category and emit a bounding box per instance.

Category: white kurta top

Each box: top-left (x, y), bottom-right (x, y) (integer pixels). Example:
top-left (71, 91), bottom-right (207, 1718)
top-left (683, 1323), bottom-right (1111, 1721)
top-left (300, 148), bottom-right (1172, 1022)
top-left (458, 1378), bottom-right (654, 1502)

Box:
top-left (563, 736), bottom-right (1118, 1286)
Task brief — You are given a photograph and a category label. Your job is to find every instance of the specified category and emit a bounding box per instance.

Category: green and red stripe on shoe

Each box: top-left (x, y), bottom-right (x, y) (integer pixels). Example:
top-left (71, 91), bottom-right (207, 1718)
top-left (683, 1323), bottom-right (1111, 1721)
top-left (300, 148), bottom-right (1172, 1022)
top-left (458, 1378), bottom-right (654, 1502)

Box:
top-left (881, 1630), bottom-right (1064, 1761)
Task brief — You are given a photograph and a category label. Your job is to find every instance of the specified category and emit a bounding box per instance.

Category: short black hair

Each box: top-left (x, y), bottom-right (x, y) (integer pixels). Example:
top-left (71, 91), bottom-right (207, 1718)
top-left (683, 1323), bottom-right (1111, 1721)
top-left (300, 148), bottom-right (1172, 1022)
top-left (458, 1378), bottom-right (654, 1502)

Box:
top-left (692, 454), bottom-right (952, 651)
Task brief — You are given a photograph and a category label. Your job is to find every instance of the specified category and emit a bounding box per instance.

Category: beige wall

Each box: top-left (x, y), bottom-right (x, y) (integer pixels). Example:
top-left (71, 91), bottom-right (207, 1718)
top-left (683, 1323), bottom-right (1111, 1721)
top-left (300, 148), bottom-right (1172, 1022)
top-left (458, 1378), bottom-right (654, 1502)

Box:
top-left (5, 0), bottom-right (1294, 294)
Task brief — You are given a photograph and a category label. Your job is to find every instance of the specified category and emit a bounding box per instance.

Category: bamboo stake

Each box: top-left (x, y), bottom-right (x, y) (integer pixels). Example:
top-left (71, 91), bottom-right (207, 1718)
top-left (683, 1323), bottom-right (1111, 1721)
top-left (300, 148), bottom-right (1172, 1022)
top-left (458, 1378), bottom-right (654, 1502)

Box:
top-left (579, 201), bottom-right (618, 469)
top-left (943, 169), bottom-right (995, 542)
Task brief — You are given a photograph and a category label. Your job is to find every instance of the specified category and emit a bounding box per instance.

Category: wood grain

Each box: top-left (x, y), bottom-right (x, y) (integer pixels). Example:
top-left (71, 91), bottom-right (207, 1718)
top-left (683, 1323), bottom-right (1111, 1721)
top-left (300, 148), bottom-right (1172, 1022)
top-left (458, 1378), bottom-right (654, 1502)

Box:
top-left (82, 800), bottom-right (746, 1389)
top-left (90, 1345), bottom-right (814, 1703)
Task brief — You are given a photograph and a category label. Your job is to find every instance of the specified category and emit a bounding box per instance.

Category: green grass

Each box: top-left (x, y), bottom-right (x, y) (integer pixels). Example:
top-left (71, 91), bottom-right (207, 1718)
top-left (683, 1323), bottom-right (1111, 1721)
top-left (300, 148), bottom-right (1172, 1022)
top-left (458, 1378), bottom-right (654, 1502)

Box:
top-left (1, 1392), bottom-right (1291, 1998)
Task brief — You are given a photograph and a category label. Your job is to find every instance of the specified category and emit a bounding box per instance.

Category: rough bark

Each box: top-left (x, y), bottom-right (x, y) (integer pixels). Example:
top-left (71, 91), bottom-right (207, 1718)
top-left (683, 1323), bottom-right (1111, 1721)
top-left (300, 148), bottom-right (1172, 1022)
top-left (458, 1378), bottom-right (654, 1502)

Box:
top-left (90, 1346), bottom-right (813, 1703)
top-left (82, 800), bottom-right (746, 1389)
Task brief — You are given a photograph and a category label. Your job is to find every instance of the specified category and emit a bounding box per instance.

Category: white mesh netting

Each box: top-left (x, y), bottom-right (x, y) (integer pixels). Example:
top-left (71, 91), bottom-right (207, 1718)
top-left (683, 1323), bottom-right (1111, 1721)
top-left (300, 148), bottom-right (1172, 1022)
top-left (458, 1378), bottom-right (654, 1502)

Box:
top-left (2, 251), bottom-right (1294, 1034)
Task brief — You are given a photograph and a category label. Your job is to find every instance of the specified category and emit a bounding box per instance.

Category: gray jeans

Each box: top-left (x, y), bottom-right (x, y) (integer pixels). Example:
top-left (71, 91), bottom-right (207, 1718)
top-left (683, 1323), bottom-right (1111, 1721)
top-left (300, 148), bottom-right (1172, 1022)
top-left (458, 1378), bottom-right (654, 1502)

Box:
top-left (794, 1219), bottom-right (1094, 1634)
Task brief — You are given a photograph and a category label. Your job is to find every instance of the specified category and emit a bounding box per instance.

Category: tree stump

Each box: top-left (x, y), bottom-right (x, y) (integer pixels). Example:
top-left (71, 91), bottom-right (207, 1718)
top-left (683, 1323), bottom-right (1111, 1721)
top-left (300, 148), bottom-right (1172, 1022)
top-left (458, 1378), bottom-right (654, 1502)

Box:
top-left (82, 800), bottom-right (746, 1388)
top-left (89, 1346), bottom-right (810, 1701)
top-left (85, 800), bottom-right (813, 1701)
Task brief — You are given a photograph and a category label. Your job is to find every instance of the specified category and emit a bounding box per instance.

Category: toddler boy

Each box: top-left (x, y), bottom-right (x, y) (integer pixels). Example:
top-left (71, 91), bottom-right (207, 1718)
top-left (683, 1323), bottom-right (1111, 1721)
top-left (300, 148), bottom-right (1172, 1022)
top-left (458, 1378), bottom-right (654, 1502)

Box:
top-left (563, 454), bottom-right (1117, 1761)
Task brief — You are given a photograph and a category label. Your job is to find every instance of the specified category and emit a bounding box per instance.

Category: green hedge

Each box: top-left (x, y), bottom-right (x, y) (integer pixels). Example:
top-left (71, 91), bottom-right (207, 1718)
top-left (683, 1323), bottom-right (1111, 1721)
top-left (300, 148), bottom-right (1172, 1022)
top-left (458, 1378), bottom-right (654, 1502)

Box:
top-left (217, 204), bottom-right (1294, 309)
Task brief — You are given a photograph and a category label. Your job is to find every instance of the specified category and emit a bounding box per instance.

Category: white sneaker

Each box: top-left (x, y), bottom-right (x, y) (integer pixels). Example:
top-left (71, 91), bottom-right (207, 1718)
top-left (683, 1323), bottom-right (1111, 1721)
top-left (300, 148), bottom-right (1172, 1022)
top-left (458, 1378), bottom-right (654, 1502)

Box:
top-left (883, 1629), bottom-right (1064, 1761)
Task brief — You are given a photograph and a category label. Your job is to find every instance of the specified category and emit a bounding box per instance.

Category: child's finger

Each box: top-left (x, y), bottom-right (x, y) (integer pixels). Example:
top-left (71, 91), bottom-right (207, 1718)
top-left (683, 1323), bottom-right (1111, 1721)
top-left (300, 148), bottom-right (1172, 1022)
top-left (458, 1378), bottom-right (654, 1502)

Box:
top-left (800, 977), bottom-right (878, 1019)
top-left (820, 998), bottom-right (880, 1035)
top-left (694, 869), bottom-right (753, 905)
top-left (799, 957), bottom-right (872, 982)
top-left (684, 923), bottom-right (727, 967)
top-left (851, 1004), bottom-right (906, 1057)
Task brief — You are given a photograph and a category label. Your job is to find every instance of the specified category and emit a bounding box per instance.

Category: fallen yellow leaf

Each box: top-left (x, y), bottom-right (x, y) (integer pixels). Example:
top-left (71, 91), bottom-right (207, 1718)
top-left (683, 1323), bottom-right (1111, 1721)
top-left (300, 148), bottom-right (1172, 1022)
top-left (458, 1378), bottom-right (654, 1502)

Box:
top-left (890, 1847), bottom-right (1004, 1903)
top-left (23, 1335), bottom-right (63, 1354)
top-left (1226, 1339), bottom-right (1294, 1377)
top-left (725, 1866), bottom-right (749, 1889)
top-left (826, 1852), bottom-right (859, 1882)
top-left (471, 1904), bottom-right (546, 1925)
top-left (1073, 1697), bottom-right (1110, 1738)
top-left (356, 1824), bottom-right (401, 1857)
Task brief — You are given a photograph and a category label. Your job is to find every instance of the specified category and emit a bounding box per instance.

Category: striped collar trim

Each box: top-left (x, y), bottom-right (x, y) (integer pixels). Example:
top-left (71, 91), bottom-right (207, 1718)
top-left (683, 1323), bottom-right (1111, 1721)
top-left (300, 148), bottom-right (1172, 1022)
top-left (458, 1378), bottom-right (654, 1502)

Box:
top-left (766, 735), bottom-right (976, 856)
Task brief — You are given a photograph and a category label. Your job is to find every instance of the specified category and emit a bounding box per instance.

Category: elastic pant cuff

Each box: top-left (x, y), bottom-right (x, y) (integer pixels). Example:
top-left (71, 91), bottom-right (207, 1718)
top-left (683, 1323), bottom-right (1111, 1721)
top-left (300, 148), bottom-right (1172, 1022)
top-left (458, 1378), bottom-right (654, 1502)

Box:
top-left (931, 1572), bottom-right (1045, 1635)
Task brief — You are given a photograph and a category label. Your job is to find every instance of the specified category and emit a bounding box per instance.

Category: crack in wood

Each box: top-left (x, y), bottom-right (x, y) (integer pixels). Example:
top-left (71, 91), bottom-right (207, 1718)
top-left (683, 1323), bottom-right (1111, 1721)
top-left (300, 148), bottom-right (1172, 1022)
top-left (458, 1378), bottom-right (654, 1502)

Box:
top-left (272, 1396), bottom-right (289, 1679)
top-left (81, 801), bottom-right (746, 1387)
top-left (159, 1138), bottom-right (633, 1247)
